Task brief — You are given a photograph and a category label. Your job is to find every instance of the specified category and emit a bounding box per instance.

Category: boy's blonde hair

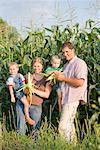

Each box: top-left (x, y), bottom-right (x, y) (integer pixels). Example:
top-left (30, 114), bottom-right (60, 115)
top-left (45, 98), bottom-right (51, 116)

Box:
top-left (9, 62), bottom-right (19, 69)
top-left (51, 55), bottom-right (61, 63)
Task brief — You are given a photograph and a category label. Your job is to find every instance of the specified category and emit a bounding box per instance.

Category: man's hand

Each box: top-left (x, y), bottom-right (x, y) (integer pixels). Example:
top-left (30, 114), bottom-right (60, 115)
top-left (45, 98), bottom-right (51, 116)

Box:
top-left (53, 71), bottom-right (64, 81)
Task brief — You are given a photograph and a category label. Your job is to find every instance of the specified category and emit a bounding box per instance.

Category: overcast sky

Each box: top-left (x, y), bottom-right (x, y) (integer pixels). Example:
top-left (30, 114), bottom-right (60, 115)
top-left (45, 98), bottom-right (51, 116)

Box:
top-left (0, 0), bottom-right (100, 33)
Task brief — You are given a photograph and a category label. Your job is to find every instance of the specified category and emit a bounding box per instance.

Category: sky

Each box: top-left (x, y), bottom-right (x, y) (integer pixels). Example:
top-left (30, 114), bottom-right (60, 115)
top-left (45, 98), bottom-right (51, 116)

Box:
top-left (0, 0), bottom-right (100, 34)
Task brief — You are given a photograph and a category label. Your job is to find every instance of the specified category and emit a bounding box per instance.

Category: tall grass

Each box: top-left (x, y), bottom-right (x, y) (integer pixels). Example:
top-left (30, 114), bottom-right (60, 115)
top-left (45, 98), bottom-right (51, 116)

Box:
top-left (2, 121), bottom-right (100, 150)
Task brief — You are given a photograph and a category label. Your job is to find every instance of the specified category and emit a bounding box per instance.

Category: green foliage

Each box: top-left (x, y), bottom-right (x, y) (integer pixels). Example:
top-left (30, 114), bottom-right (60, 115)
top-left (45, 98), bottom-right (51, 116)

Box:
top-left (2, 129), bottom-right (34, 150)
top-left (81, 132), bottom-right (100, 150)
top-left (0, 18), bottom-right (99, 145)
top-left (1, 121), bottom-right (100, 150)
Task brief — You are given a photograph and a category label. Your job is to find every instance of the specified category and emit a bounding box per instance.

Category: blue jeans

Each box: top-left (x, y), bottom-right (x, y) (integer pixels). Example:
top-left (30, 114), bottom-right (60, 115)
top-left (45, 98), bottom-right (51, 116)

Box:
top-left (16, 100), bottom-right (42, 134)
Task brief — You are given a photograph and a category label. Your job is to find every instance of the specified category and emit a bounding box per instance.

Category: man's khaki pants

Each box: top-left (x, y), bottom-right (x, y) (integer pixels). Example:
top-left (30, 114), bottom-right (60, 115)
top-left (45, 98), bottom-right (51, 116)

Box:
top-left (58, 101), bottom-right (79, 142)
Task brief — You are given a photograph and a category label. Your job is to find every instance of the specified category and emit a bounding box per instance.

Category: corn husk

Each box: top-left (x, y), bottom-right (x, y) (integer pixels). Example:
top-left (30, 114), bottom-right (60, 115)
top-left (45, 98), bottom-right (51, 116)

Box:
top-left (41, 72), bottom-right (56, 84)
top-left (41, 71), bottom-right (64, 84)
top-left (17, 72), bottom-right (36, 105)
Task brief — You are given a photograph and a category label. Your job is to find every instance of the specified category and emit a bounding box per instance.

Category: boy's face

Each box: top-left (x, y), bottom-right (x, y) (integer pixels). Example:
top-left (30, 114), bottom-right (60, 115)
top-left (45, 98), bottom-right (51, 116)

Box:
top-left (9, 65), bottom-right (19, 76)
top-left (51, 59), bottom-right (60, 68)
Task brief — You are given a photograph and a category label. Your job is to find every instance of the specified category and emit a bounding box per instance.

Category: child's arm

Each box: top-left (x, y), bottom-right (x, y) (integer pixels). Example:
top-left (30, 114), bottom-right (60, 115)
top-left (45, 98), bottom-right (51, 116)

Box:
top-left (46, 70), bottom-right (54, 76)
top-left (8, 86), bottom-right (16, 103)
top-left (6, 77), bottom-right (15, 103)
top-left (45, 67), bottom-right (55, 75)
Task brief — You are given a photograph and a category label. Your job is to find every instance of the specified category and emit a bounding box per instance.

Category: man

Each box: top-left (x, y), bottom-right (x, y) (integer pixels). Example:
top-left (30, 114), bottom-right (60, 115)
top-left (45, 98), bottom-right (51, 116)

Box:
top-left (54, 41), bottom-right (88, 142)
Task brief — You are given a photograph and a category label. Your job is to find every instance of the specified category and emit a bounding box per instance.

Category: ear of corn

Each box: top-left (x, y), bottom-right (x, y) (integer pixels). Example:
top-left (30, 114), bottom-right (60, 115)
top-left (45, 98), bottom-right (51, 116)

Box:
top-left (40, 73), bottom-right (49, 77)
top-left (46, 73), bottom-right (56, 84)
top-left (17, 72), bottom-right (36, 105)
top-left (45, 71), bottom-right (64, 84)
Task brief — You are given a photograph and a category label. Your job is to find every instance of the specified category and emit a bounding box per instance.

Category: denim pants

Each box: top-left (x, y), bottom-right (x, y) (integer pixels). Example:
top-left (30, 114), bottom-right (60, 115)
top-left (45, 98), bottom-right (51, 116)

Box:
top-left (58, 101), bottom-right (79, 142)
top-left (16, 101), bottom-right (42, 134)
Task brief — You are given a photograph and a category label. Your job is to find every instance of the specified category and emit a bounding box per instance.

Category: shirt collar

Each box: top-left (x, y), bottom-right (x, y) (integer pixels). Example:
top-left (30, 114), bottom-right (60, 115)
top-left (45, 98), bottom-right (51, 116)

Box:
top-left (68, 55), bottom-right (77, 64)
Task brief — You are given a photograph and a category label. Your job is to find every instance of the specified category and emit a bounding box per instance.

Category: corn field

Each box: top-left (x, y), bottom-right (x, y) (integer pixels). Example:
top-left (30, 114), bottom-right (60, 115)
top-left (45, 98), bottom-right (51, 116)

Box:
top-left (0, 18), bottom-right (100, 148)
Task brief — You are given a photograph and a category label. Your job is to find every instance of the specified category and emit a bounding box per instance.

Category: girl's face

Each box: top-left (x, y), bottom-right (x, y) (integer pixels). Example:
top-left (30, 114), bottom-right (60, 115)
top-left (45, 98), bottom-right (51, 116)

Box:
top-left (9, 65), bottom-right (19, 76)
top-left (33, 62), bottom-right (43, 73)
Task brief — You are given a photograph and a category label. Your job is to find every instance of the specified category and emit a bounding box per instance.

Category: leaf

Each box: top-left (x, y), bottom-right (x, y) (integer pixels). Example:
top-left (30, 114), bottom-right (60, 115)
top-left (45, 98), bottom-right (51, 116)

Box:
top-left (89, 112), bottom-right (100, 125)
top-left (44, 27), bottom-right (53, 32)
top-left (0, 83), bottom-right (6, 92)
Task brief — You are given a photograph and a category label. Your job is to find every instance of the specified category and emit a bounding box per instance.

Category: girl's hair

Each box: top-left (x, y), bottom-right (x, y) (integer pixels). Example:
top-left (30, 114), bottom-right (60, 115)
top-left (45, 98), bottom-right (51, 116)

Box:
top-left (8, 62), bottom-right (19, 69)
top-left (51, 55), bottom-right (61, 62)
top-left (33, 57), bottom-right (43, 65)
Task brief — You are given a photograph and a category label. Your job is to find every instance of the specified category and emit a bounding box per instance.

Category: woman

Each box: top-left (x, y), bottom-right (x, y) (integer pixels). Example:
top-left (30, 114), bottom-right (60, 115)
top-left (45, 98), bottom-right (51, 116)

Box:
top-left (16, 57), bottom-right (52, 134)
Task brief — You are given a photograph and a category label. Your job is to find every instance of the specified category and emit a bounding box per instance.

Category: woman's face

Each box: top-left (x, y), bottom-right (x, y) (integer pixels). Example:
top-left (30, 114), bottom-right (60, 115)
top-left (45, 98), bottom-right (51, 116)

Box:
top-left (33, 62), bottom-right (43, 73)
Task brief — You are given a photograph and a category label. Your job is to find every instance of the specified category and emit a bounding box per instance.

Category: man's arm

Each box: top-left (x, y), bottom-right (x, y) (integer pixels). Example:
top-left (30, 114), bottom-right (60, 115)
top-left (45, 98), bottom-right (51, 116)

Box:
top-left (54, 71), bottom-right (84, 87)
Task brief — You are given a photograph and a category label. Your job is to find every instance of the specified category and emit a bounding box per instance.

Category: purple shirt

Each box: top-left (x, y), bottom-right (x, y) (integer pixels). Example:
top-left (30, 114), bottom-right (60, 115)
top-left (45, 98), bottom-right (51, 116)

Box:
top-left (61, 56), bottom-right (88, 104)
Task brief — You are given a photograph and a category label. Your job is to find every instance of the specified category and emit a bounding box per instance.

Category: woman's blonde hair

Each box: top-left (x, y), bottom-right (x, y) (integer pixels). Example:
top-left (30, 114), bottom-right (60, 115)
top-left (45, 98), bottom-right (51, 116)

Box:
top-left (33, 57), bottom-right (43, 65)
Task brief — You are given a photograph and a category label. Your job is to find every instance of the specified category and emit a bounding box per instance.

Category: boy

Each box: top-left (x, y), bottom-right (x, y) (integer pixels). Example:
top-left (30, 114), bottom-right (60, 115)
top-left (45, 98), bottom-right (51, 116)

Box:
top-left (6, 62), bottom-right (35, 125)
top-left (45, 55), bottom-right (62, 112)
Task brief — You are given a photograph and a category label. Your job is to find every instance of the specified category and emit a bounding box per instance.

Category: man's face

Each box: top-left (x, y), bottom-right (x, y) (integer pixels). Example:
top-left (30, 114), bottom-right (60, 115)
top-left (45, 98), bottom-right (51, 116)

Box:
top-left (62, 47), bottom-right (75, 61)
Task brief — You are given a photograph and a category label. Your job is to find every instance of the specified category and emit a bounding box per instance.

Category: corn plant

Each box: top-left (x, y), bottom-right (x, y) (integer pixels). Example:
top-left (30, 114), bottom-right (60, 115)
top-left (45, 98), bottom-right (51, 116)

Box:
top-left (0, 18), bottom-right (100, 133)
